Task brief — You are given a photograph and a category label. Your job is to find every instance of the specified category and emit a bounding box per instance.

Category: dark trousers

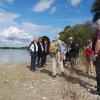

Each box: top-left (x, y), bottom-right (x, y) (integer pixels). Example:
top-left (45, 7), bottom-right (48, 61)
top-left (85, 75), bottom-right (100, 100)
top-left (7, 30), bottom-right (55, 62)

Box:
top-left (43, 53), bottom-right (47, 64)
top-left (31, 52), bottom-right (37, 69)
top-left (96, 55), bottom-right (100, 91)
top-left (37, 54), bottom-right (44, 67)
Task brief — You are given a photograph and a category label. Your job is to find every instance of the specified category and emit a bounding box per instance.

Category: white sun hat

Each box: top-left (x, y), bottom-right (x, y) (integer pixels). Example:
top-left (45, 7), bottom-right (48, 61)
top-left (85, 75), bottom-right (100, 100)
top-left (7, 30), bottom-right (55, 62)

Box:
top-left (69, 37), bottom-right (73, 40)
top-left (57, 34), bottom-right (60, 38)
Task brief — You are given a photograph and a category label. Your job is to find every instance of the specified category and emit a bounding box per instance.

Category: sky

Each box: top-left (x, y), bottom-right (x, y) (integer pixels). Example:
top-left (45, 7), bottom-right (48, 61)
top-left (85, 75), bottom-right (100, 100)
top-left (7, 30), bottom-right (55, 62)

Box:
top-left (0, 0), bottom-right (95, 47)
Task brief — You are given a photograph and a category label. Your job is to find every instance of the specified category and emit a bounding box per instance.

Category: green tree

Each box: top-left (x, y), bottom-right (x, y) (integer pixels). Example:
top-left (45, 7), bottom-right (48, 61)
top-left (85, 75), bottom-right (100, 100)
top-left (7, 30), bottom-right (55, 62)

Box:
top-left (92, 0), bottom-right (100, 22)
top-left (64, 26), bottom-right (71, 31)
top-left (59, 22), bottom-right (96, 48)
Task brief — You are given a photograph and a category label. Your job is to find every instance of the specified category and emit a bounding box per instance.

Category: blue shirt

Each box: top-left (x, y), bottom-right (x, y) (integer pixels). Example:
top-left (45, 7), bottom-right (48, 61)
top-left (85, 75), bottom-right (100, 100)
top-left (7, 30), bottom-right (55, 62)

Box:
top-left (56, 40), bottom-right (64, 53)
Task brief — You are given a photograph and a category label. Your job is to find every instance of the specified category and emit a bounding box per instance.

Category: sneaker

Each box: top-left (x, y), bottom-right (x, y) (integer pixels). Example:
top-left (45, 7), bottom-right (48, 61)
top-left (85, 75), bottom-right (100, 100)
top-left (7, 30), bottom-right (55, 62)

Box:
top-left (61, 72), bottom-right (65, 77)
top-left (52, 75), bottom-right (56, 78)
top-left (90, 72), bottom-right (95, 76)
top-left (51, 73), bottom-right (56, 78)
top-left (31, 69), bottom-right (37, 72)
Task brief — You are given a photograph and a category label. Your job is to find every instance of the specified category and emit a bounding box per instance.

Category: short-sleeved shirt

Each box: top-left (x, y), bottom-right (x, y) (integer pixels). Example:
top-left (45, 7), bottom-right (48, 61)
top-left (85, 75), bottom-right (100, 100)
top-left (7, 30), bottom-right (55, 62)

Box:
top-left (56, 40), bottom-right (64, 53)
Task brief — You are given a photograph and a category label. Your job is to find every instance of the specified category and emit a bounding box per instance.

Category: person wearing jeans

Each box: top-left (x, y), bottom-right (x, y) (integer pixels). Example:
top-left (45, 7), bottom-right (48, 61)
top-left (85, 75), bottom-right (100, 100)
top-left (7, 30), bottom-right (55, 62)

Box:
top-left (31, 52), bottom-right (37, 70)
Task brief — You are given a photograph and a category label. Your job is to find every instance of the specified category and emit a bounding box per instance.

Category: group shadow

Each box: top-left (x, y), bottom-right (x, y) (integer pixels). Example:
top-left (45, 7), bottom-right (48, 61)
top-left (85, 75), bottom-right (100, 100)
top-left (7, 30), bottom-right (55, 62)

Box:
top-left (67, 67), bottom-right (96, 80)
top-left (40, 69), bottom-right (52, 76)
top-left (40, 66), bottom-right (96, 94)
top-left (26, 63), bottom-right (97, 95)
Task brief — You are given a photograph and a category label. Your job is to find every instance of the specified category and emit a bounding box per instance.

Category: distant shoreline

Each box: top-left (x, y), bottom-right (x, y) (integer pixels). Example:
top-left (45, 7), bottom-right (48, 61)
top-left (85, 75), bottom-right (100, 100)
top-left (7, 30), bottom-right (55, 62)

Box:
top-left (0, 47), bottom-right (28, 50)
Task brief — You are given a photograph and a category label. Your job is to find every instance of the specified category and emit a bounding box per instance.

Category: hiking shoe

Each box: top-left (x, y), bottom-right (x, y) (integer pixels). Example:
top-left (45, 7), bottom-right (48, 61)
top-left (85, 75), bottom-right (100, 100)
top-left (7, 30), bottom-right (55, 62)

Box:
top-left (61, 72), bottom-right (65, 77)
top-left (51, 73), bottom-right (56, 78)
top-left (52, 74), bottom-right (56, 78)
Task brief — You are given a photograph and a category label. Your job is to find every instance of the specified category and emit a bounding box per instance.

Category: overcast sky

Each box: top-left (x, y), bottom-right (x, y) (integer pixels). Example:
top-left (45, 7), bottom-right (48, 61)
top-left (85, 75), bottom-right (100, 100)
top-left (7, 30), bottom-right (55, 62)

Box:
top-left (0, 0), bottom-right (94, 47)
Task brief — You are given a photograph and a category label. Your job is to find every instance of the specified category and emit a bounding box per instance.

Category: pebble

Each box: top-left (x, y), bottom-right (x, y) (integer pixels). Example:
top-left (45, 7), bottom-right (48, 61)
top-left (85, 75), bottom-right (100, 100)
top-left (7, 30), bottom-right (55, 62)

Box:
top-left (87, 89), bottom-right (91, 92)
top-left (5, 79), bottom-right (9, 82)
top-left (30, 86), bottom-right (34, 89)
top-left (2, 72), bottom-right (6, 75)
top-left (50, 83), bottom-right (56, 86)
top-left (42, 80), bottom-right (48, 82)
top-left (23, 84), bottom-right (27, 86)
top-left (42, 97), bottom-right (46, 100)
top-left (16, 80), bottom-right (19, 83)
top-left (33, 91), bottom-right (36, 94)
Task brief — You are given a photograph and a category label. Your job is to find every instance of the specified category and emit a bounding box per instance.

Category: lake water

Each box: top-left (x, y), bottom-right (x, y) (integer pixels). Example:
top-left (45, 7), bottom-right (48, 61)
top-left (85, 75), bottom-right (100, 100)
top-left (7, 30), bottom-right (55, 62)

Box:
top-left (0, 49), bottom-right (31, 65)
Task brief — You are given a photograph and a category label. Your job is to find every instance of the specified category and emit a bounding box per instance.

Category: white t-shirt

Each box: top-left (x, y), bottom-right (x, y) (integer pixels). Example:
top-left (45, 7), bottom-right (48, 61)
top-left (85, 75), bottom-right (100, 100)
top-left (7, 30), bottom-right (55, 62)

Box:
top-left (30, 42), bottom-right (38, 52)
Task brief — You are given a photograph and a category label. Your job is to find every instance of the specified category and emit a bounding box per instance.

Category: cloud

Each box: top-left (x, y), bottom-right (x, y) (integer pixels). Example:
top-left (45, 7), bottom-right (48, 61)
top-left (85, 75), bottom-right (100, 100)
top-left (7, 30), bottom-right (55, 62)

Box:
top-left (20, 22), bottom-right (62, 40)
top-left (0, 11), bottom-right (20, 22)
top-left (32, 0), bottom-right (54, 12)
top-left (0, 11), bottom-right (20, 33)
top-left (69, 0), bottom-right (82, 6)
top-left (0, 0), bottom-right (15, 8)
top-left (0, 27), bottom-right (31, 40)
top-left (0, 26), bottom-right (32, 47)
top-left (21, 22), bottom-right (51, 34)
top-left (6, 0), bottom-right (15, 3)
top-left (0, 23), bottom-right (62, 46)
top-left (0, 11), bottom-right (62, 47)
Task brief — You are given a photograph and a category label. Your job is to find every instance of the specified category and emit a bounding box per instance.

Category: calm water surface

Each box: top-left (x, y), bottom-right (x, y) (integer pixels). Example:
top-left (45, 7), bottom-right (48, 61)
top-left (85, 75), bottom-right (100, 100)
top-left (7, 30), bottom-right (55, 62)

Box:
top-left (0, 49), bottom-right (30, 65)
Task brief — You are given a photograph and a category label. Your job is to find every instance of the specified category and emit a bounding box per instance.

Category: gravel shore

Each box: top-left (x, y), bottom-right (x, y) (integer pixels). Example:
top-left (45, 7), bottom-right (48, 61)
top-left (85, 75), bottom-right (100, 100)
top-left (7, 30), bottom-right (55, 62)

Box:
top-left (0, 60), bottom-right (99, 100)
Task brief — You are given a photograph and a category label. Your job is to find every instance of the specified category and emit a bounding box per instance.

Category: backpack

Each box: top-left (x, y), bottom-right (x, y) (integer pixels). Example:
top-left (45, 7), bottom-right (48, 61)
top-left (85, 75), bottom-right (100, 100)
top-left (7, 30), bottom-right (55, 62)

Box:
top-left (85, 48), bottom-right (93, 57)
top-left (49, 42), bottom-right (57, 53)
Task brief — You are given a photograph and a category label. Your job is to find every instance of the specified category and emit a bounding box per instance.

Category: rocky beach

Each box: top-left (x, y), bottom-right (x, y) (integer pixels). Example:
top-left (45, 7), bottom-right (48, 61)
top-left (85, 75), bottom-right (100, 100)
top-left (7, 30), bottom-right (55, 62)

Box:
top-left (0, 59), bottom-right (100, 100)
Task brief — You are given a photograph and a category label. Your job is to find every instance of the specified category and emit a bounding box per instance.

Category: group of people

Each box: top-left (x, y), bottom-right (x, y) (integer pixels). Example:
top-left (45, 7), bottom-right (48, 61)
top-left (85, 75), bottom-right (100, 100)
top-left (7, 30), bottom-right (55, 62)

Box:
top-left (29, 37), bottom-right (49, 71)
top-left (84, 19), bottom-right (100, 95)
top-left (28, 18), bottom-right (100, 95)
top-left (49, 35), bottom-right (80, 77)
top-left (29, 35), bottom-right (80, 77)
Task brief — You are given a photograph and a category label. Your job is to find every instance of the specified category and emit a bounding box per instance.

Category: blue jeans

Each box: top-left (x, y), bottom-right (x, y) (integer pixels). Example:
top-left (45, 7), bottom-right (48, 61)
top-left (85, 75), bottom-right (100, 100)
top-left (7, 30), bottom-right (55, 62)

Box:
top-left (31, 52), bottom-right (37, 69)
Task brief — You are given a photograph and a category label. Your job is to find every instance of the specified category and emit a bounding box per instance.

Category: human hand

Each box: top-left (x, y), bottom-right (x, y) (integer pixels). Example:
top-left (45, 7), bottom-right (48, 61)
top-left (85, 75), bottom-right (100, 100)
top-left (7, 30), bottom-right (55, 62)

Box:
top-left (94, 54), bottom-right (98, 61)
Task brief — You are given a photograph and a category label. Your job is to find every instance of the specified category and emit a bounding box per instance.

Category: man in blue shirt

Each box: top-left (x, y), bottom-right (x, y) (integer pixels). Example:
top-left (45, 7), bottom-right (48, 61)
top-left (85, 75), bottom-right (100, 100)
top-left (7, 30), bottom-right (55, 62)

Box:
top-left (56, 35), bottom-right (65, 77)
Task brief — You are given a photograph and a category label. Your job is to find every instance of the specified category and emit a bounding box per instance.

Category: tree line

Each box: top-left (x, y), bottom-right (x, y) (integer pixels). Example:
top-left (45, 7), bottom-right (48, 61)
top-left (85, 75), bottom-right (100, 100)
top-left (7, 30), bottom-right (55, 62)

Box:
top-left (60, 0), bottom-right (100, 48)
top-left (59, 22), bottom-right (96, 48)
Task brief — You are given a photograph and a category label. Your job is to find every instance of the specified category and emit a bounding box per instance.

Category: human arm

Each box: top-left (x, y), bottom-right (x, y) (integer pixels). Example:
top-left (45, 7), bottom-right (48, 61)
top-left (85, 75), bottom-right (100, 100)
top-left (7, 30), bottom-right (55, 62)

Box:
top-left (94, 39), bottom-right (100, 60)
top-left (30, 44), bottom-right (34, 52)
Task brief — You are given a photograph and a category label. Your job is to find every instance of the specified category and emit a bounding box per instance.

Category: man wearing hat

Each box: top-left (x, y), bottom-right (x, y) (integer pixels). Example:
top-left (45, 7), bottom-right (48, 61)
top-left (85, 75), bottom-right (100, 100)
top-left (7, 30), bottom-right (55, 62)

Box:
top-left (66, 37), bottom-right (76, 67)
